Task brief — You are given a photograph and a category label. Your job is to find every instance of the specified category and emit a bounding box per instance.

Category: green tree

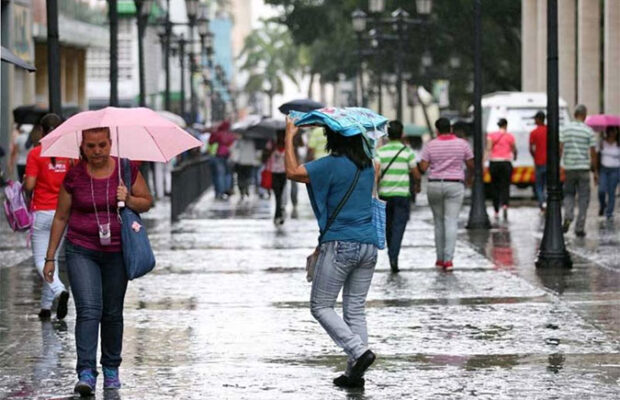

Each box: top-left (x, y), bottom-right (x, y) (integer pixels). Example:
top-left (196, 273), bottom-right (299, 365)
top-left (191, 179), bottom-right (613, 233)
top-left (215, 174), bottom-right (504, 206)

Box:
top-left (239, 21), bottom-right (306, 115)
top-left (266, 0), bottom-right (522, 114)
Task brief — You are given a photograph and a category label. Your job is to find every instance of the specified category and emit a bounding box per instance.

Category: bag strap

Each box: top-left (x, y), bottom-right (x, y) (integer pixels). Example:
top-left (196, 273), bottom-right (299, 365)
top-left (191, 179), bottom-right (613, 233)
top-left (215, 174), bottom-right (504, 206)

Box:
top-left (318, 167), bottom-right (361, 243)
top-left (380, 145), bottom-right (407, 181)
top-left (121, 158), bottom-right (133, 195)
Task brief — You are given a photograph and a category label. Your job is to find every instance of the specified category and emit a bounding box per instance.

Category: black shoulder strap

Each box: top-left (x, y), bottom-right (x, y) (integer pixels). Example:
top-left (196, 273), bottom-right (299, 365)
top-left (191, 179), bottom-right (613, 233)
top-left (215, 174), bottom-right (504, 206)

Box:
top-left (319, 167), bottom-right (361, 243)
top-left (380, 146), bottom-right (407, 181)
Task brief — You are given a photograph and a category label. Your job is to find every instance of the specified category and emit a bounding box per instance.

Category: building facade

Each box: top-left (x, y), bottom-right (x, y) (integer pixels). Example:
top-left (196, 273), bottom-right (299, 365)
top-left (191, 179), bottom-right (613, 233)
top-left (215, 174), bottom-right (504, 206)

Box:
top-left (522, 0), bottom-right (620, 114)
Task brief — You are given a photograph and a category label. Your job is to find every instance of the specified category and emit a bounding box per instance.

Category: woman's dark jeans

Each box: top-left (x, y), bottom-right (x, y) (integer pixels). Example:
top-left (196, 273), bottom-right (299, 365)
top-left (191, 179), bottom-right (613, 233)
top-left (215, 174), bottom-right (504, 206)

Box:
top-left (65, 242), bottom-right (128, 374)
top-left (489, 161), bottom-right (513, 212)
top-left (272, 173), bottom-right (287, 219)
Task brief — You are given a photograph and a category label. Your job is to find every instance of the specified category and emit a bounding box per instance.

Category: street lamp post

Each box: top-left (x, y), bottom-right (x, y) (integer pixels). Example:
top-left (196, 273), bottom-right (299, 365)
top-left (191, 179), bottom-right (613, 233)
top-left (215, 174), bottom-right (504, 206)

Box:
top-left (157, 15), bottom-right (172, 111)
top-left (351, 9), bottom-right (366, 107)
top-left (393, 8), bottom-right (408, 121)
top-left (109, 0), bottom-right (118, 106)
top-left (178, 34), bottom-right (187, 119)
top-left (466, 0), bottom-right (491, 229)
top-left (46, 0), bottom-right (62, 114)
top-left (135, 0), bottom-right (153, 107)
top-left (535, 0), bottom-right (572, 269)
top-left (186, 0), bottom-right (199, 123)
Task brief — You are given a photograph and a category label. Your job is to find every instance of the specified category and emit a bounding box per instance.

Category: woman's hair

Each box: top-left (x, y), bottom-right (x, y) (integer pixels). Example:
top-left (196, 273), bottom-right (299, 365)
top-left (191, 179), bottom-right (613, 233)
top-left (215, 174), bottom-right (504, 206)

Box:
top-left (80, 127), bottom-right (112, 161)
top-left (605, 126), bottom-right (619, 145)
top-left (40, 113), bottom-right (62, 137)
top-left (324, 127), bottom-right (372, 169)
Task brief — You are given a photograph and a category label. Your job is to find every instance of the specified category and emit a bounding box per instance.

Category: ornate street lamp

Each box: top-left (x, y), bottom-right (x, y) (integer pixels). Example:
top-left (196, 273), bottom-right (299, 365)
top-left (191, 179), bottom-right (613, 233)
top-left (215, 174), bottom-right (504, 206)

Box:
top-left (186, 0), bottom-right (199, 22)
top-left (157, 17), bottom-right (172, 111)
top-left (416, 0), bottom-right (433, 15)
top-left (369, 0), bottom-right (385, 14)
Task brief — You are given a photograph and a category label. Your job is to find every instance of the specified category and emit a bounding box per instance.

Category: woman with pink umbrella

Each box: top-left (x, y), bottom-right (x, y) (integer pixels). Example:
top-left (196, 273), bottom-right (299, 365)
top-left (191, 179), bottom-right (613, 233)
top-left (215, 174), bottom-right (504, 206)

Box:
top-left (597, 126), bottom-right (619, 220)
top-left (39, 107), bottom-right (201, 396)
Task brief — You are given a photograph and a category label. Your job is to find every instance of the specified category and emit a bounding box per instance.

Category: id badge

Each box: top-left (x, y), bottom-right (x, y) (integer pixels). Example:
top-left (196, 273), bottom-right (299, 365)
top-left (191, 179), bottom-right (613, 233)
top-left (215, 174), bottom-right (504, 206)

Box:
top-left (98, 223), bottom-right (112, 246)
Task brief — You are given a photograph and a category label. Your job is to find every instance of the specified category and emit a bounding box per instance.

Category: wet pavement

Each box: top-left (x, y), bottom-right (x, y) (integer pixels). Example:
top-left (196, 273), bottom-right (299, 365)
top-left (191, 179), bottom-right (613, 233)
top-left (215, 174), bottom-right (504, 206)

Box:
top-left (1, 186), bottom-right (619, 399)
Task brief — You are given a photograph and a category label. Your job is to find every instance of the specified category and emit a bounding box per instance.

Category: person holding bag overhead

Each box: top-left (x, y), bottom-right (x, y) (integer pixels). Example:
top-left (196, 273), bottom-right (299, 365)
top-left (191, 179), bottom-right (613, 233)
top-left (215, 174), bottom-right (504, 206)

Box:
top-left (43, 127), bottom-right (152, 396)
top-left (284, 115), bottom-right (380, 389)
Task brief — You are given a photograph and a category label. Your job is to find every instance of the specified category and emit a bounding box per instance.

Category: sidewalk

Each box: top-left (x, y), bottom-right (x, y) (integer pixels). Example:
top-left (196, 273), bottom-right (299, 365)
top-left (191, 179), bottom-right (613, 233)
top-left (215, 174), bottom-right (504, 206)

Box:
top-left (0, 189), bottom-right (618, 399)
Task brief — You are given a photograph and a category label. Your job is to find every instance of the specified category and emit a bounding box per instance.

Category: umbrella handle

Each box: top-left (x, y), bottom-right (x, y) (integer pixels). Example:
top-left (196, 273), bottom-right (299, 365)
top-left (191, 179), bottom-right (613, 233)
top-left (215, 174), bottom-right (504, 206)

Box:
top-left (116, 127), bottom-right (125, 208)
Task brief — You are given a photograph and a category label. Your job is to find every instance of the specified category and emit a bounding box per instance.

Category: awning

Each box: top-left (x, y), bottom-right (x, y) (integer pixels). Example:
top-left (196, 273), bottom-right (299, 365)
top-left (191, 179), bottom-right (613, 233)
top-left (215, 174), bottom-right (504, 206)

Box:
top-left (1, 46), bottom-right (36, 72)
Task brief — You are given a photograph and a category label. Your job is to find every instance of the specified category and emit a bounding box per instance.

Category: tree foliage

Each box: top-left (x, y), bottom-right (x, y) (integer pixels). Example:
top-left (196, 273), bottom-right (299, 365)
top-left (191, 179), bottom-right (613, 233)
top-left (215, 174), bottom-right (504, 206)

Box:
top-left (266, 0), bottom-right (521, 112)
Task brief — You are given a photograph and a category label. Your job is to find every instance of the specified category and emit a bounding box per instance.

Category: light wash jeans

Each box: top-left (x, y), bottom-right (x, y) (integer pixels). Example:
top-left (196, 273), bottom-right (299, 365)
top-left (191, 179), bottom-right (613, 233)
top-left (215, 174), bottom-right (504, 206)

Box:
top-left (427, 182), bottom-right (465, 262)
top-left (310, 241), bottom-right (377, 369)
top-left (32, 210), bottom-right (67, 309)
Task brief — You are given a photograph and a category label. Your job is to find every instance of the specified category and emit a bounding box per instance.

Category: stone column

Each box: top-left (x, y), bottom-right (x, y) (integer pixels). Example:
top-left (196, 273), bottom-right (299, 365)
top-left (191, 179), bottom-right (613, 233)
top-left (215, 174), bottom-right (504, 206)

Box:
top-left (577, 0), bottom-right (600, 113)
top-left (536, 0), bottom-right (547, 91)
top-left (522, 0), bottom-right (538, 91)
top-left (604, 0), bottom-right (620, 114)
top-left (558, 0), bottom-right (576, 110)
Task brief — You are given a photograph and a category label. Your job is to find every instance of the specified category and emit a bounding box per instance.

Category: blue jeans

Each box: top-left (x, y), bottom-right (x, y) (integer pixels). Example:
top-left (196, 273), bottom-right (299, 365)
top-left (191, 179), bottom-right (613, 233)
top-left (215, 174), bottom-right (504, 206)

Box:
top-left (213, 156), bottom-right (231, 196)
top-left (65, 242), bottom-right (128, 374)
top-left (310, 241), bottom-right (377, 365)
top-left (598, 166), bottom-right (620, 218)
top-left (382, 196), bottom-right (410, 264)
top-left (535, 165), bottom-right (547, 207)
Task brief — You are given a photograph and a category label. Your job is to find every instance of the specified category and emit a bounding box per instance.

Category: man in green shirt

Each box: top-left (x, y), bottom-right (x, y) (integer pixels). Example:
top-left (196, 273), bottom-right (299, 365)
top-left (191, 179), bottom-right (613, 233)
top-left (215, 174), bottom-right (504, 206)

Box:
top-left (560, 104), bottom-right (598, 237)
top-left (376, 120), bottom-right (421, 273)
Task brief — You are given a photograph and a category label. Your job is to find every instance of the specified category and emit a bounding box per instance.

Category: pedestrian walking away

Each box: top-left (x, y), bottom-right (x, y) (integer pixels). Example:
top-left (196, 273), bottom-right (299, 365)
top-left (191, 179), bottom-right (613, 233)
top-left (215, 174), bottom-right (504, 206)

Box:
top-left (418, 118), bottom-right (474, 271)
top-left (23, 113), bottom-right (71, 320)
top-left (231, 136), bottom-right (260, 201)
top-left (376, 120), bottom-right (420, 273)
top-left (43, 127), bottom-right (153, 396)
top-left (560, 104), bottom-right (598, 237)
top-left (486, 118), bottom-right (517, 219)
top-left (266, 130), bottom-right (288, 225)
top-left (284, 117), bottom-right (379, 389)
top-left (597, 126), bottom-right (619, 220)
top-left (209, 121), bottom-right (236, 200)
top-left (9, 123), bottom-right (35, 182)
top-left (529, 111), bottom-right (548, 212)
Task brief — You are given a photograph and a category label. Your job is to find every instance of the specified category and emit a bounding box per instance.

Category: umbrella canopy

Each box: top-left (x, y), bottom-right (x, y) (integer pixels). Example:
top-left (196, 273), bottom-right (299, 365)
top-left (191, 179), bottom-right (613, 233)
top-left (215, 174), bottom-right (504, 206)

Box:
top-left (403, 124), bottom-right (429, 137)
top-left (242, 118), bottom-right (285, 140)
top-left (278, 99), bottom-right (325, 115)
top-left (585, 114), bottom-right (620, 130)
top-left (1, 46), bottom-right (36, 72)
top-left (231, 114), bottom-right (262, 133)
top-left (40, 107), bottom-right (202, 162)
top-left (156, 110), bottom-right (187, 128)
top-left (12, 104), bottom-right (82, 125)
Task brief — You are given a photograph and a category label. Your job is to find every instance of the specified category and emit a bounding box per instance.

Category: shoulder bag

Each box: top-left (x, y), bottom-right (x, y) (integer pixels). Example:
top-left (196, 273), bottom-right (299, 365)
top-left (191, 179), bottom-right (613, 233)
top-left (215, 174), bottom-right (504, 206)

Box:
top-left (305, 167), bottom-right (361, 282)
top-left (120, 159), bottom-right (156, 280)
top-left (372, 162), bottom-right (387, 250)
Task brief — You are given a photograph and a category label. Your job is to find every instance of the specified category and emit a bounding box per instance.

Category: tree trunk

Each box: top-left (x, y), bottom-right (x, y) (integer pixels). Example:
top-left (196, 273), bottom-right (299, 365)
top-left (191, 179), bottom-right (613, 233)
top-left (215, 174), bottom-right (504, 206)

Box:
top-left (307, 73), bottom-right (315, 99)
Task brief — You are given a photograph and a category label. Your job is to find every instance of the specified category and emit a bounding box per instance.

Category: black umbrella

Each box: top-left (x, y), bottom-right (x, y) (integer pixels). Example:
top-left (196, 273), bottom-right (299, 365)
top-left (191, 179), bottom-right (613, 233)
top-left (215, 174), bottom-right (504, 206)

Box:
top-left (1, 46), bottom-right (36, 72)
top-left (241, 118), bottom-right (285, 140)
top-left (278, 99), bottom-right (324, 115)
top-left (12, 104), bottom-right (82, 125)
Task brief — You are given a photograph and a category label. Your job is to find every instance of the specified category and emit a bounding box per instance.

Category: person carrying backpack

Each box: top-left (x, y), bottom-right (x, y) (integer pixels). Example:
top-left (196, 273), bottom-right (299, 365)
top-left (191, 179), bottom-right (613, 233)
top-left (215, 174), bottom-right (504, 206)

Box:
top-left (23, 113), bottom-right (71, 320)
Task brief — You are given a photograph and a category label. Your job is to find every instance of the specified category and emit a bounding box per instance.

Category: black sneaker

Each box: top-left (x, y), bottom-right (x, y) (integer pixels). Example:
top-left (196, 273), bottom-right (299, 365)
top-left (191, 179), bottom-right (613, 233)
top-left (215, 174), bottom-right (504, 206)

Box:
top-left (38, 309), bottom-right (51, 320)
top-left (349, 350), bottom-right (376, 380)
top-left (333, 374), bottom-right (365, 389)
top-left (575, 230), bottom-right (586, 238)
top-left (562, 219), bottom-right (571, 233)
top-left (390, 260), bottom-right (399, 273)
top-left (56, 291), bottom-right (70, 320)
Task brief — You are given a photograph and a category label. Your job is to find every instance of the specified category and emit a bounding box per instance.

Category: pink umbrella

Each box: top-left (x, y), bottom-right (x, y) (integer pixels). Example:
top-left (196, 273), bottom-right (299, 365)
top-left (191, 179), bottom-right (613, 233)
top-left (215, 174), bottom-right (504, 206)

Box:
top-left (585, 114), bottom-right (620, 130)
top-left (40, 107), bottom-right (202, 162)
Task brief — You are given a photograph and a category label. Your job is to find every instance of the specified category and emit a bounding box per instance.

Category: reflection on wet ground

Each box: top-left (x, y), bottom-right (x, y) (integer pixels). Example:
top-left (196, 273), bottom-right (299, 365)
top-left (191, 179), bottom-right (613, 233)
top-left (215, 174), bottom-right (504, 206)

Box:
top-left (1, 191), bottom-right (619, 399)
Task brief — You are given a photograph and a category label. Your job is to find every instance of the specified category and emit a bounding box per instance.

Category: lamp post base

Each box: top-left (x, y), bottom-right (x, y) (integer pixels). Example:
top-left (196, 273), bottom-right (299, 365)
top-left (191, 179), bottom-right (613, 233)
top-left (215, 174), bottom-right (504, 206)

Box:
top-left (535, 251), bottom-right (572, 269)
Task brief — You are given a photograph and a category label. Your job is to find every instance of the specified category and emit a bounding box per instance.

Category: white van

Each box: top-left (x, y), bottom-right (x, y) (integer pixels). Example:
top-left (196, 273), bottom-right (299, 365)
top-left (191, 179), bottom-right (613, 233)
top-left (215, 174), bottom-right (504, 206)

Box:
top-left (480, 92), bottom-right (571, 188)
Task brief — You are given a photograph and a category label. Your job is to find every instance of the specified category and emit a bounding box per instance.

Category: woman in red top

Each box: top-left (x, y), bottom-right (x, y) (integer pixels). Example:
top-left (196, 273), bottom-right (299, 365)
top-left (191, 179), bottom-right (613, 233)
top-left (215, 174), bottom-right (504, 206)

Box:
top-left (24, 114), bottom-right (72, 320)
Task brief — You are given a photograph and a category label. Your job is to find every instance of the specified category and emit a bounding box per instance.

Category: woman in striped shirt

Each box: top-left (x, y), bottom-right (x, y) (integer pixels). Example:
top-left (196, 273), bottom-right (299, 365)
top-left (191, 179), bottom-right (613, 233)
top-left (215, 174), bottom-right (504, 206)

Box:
top-left (418, 118), bottom-right (474, 271)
